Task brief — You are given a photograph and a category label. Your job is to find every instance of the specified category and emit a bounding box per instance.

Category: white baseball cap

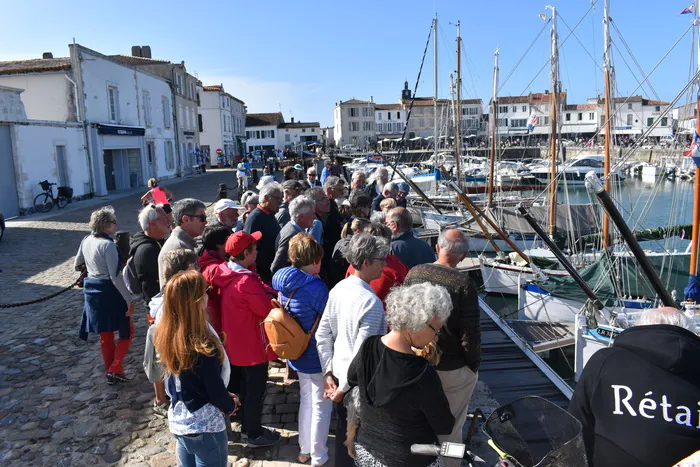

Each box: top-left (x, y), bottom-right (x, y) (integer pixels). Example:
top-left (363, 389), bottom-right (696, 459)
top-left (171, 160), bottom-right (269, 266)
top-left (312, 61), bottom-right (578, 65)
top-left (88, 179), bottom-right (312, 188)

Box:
top-left (214, 199), bottom-right (243, 215)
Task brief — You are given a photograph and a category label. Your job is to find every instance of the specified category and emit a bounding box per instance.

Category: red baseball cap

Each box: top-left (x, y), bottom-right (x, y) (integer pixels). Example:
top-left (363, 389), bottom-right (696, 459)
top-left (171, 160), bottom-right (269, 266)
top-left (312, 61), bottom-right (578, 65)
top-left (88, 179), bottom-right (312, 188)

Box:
top-left (225, 231), bottom-right (262, 256)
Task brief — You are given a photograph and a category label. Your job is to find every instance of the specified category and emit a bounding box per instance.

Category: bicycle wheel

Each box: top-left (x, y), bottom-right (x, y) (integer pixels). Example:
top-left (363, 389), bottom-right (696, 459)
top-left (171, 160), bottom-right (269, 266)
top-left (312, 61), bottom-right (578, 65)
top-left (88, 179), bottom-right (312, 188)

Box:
top-left (56, 196), bottom-right (69, 209)
top-left (33, 193), bottom-right (53, 212)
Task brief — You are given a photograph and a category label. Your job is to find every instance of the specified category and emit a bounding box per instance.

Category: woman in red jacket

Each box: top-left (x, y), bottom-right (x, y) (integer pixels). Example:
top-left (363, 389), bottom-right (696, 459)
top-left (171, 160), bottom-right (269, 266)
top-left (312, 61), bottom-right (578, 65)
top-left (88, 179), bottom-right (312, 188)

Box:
top-left (346, 222), bottom-right (408, 305)
top-left (210, 231), bottom-right (281, 448)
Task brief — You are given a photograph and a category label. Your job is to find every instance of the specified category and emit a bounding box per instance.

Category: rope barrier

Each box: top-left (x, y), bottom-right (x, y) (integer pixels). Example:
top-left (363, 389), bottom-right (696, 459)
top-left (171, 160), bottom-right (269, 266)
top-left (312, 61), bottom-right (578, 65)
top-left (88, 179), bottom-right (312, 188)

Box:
top-left (0, 276), bottom-right (83, 309)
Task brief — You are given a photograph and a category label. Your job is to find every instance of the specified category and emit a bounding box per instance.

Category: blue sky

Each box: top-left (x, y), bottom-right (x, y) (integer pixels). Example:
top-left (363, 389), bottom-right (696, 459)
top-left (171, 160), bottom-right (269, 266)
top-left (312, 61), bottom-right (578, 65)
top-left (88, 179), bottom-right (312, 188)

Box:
top-left (1, 0), bottom-right (698, 126)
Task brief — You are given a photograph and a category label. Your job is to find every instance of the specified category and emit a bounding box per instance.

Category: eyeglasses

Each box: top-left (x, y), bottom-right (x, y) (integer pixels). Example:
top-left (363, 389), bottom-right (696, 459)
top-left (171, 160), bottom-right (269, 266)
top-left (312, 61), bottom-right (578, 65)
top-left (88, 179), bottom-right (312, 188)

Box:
top-left (371, 256), bottom-right (387, 264)
top-left (108, 220), bottom-right (117, 225)
top-left (428, 323), bottom-right (440, 334)
top-left (308, 173), bottom-right (317, 177)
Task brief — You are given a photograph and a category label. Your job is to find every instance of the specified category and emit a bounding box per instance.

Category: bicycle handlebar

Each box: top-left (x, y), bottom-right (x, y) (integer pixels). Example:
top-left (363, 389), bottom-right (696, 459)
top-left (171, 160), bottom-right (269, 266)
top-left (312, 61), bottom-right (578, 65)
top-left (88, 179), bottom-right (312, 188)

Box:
top-left (410, 444), bottom-right (441, 456)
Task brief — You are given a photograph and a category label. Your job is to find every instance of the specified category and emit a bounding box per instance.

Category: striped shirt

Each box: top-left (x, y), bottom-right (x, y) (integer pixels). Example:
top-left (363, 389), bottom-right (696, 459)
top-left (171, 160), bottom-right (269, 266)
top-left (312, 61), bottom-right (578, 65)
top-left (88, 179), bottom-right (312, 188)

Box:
top-left (316, 274), bottom-right (387, 393)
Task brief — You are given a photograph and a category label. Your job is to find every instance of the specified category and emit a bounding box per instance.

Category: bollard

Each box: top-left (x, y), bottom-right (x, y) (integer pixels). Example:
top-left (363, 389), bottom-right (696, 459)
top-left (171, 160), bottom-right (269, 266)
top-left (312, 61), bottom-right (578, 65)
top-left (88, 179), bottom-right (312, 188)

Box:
top-left (115, 231), bottom-right (131, 260)
top-left (217, 183), bottom-right (228, 201)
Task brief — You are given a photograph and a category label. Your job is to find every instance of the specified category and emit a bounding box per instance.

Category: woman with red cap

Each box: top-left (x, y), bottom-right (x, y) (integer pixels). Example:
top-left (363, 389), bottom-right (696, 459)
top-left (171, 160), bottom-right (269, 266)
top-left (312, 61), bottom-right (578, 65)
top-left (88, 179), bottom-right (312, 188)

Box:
top-left (210, 231), bottom-right (281, 448)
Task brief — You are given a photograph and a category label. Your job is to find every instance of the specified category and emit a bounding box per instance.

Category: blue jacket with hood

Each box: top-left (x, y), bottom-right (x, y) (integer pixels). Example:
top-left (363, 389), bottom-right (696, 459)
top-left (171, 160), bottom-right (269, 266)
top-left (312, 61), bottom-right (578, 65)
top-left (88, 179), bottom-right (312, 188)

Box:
top-left (272, 266), bottom-right (329, 373)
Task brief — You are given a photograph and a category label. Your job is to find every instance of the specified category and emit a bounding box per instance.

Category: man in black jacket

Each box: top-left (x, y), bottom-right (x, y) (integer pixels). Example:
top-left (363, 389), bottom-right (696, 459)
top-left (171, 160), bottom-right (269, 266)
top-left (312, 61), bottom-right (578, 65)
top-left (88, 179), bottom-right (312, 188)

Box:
top-left (313, 179), bottom-right (346, 287)
top-left (130, 205), bottom-right (170, 305)
top-left (569, 307), bottom-right (700, 467)
top-left (275, 180), bottom-right (303, 229)
top-left (244, 182), bottom-right (283, 283)
top-left (270, 195), bottom-right (316, 274)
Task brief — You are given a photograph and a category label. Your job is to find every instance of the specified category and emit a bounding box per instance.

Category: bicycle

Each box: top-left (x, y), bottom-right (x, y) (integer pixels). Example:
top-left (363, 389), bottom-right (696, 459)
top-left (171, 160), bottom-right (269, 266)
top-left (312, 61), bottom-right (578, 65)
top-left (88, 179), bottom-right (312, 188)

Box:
top-left (411, 396), bottom-right (587, 467)
top-left (33, 181), bottom-right (73, 213)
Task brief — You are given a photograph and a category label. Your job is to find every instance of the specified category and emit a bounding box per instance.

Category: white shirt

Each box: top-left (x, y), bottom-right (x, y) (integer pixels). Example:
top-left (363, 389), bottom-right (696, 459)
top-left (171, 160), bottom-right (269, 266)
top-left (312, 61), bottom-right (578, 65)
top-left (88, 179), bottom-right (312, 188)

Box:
top-left (315, 275), bottom-right (387, 393)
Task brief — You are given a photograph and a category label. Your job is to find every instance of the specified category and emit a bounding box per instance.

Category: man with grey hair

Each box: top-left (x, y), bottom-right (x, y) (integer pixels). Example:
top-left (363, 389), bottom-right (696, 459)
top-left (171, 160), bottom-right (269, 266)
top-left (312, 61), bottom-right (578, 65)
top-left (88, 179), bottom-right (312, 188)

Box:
top-left (244, 182), bottom-right (283, 283)
top-left (364, 166), bottom-right (389, 198)
top-left (270, 195), bottom-right (317, 274)
top-left (129, 205), bottom-right (170, 304)
top-left (316, 232), bottom-right (389, 467)
top-left (158, 198), bottom-right (206, 285)
top-left (404, 229), bottom-right (480, 467)
top-left (351, 170), bottom-right (367, 192)
top-left (276, 179), bottom-right (304, 229)
top-left (387, 207), bottom-right (436, 269)
top-left (371, 180), bottom-right (399, 212)
top-left (569, 306), bottom-right (700, 467)
top-left (321, 176), bottom-right (347, 286)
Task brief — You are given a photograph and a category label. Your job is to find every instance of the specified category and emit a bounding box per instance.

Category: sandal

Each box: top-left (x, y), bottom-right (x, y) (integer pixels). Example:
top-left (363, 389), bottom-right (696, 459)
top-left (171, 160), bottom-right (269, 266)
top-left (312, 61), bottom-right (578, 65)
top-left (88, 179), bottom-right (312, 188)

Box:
top-left (297, 454), bottom-right (311, 464)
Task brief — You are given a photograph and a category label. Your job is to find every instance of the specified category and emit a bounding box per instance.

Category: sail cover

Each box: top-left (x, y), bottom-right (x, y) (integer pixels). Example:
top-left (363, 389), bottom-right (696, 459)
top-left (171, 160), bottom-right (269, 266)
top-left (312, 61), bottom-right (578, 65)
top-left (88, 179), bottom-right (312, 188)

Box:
top-left (484, 205), bottom-right (599, 236)
top-left (532, 252), bottom-right (690, 306)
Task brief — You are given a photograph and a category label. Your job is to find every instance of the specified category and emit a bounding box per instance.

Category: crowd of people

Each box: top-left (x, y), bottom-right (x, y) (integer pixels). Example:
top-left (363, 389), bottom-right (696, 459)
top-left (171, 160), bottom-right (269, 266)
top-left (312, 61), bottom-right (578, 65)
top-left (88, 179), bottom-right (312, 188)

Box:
top-left (72, 160), bottom-right (700, 467)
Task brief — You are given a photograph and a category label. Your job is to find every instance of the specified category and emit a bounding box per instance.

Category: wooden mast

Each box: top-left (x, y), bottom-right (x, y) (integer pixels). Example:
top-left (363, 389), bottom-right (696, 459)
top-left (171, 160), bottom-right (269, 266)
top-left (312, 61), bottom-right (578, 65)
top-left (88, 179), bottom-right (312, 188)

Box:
top-left (455, 21), bottom-right (462, 189)
top-left (690, 0), bottom-right (700, 287)
top-left (602, 0), bottom-right (613, 249)
top-left (548, 6), bottom-right (559, 237)
top-left (488, 49), bottom-right (499, 207)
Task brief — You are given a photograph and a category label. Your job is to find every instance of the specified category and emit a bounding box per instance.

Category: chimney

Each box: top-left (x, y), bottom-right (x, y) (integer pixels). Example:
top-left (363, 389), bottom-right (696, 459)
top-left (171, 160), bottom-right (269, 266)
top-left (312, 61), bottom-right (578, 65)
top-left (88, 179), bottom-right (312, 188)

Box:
top-left (291, 117), bottom-right (295, 123)
top-left (141, 46), bottom-right (152, 59)
top-left (131, 46), bottom-right (142, 57)
top-left (42, 52), bottom-right (53, 59)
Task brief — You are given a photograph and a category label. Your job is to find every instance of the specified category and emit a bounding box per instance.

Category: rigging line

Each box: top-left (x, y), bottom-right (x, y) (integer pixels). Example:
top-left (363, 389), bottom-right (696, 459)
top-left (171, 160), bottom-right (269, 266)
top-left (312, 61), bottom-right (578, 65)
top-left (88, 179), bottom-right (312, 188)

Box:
top-left (558, 13), bottom-right (604, 75)
top-left (391, 21), bottom-right (433, 171)
top-left (610, 18), bottom-right (660, 101)
top-left (526, 24), bottom-right (695, 205)
top-left (498, 18), bottom-right (550, 94)
top-left (591, 7), bottom-right (599, 95)
top-left (518, 2), bottom-right (597, 97)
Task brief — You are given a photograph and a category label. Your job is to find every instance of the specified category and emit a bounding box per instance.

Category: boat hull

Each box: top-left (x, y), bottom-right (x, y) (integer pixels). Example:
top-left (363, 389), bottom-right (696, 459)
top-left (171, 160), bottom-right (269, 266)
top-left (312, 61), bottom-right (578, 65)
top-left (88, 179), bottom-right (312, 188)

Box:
top-left (480, 257), bottom-right (569, 295)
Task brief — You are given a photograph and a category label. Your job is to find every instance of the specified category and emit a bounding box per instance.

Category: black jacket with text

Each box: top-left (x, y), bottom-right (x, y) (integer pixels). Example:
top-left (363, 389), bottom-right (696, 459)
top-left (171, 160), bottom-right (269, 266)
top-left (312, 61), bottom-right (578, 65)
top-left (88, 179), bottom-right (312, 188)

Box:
top-left (569, 324), bottom-right (700, 467)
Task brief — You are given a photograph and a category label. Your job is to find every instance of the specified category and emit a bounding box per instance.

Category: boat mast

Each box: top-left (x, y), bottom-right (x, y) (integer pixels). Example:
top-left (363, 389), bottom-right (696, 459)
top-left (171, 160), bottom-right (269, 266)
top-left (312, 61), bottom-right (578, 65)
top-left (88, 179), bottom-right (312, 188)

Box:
top-left (455, 21), bottom-right (462, 189)
top-left (547, 6), bottom-right (559, 237)
top-left (602, 0), bottom-right (613, 249)
top-left (433, 14), bottom-right (439, 195)
top-left (488, 49), bottom-right (499, 207)
top-left (690, 0), bottom-right (700, 291)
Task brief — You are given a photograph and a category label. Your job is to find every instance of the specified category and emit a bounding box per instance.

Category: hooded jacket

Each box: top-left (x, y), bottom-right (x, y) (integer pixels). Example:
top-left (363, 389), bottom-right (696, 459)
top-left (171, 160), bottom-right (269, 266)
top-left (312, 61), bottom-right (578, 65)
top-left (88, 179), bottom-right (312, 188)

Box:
top-left (128, 231), bottom-right (164, 303)
top-left (271, 266), bottom-right (329, 374)
top-left (347, 335), bottom-right (455, 467)
top-left (198, 249), bottom-right (228, 334)
top-left (211, 261), bottom-right (277, 366)
top-left (569, 324), bottom-right (700, 467)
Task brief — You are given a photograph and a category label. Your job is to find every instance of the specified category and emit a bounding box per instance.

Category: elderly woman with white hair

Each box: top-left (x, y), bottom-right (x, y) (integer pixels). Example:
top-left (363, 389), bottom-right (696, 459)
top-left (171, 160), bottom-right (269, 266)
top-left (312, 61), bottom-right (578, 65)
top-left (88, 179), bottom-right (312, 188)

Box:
top-left (74, 206), bottom-right (138, 384)
top-left (346, 283), bottom-right (456, 467)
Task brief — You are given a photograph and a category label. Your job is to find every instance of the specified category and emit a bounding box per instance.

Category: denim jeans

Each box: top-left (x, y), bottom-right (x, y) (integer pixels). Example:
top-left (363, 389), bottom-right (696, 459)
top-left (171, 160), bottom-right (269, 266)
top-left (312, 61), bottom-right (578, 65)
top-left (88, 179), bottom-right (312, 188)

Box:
top-left (175, 430), bottom-right (228, 467)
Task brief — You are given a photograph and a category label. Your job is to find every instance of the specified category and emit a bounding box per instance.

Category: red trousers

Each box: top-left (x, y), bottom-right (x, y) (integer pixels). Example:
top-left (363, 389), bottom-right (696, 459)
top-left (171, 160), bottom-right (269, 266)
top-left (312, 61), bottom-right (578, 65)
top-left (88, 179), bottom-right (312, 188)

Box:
top-left (99, 319), bottom-right (134, 375)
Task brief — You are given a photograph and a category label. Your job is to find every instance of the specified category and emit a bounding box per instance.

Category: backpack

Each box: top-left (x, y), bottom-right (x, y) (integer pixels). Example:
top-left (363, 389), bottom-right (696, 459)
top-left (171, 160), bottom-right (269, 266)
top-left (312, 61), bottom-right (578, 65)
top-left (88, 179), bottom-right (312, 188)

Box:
top-left (263, 290), bottom-right (320, 360)
top-left (123, 255), bottom-right (141, 295)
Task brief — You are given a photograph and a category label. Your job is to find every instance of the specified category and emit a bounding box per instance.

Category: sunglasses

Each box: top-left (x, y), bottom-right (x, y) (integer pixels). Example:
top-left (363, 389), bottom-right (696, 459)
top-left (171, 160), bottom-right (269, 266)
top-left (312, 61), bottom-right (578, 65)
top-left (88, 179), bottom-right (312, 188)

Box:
top-left (188, 214), bottom-right (207, 222)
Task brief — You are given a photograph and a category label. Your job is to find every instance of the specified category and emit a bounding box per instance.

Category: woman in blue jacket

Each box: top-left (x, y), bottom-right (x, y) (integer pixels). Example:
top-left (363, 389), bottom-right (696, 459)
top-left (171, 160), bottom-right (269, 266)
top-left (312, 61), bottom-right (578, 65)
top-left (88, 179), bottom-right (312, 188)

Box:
top-left (272, 233), bottom-right (331, 466)
top-left (154, 269), bottom-right (239, 467)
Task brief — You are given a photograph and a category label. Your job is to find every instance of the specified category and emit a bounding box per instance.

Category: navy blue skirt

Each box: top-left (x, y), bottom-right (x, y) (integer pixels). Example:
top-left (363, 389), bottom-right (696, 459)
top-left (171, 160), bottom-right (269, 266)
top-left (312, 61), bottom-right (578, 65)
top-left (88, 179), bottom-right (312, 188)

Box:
top-left (79, 278), bottom-right (130, 341)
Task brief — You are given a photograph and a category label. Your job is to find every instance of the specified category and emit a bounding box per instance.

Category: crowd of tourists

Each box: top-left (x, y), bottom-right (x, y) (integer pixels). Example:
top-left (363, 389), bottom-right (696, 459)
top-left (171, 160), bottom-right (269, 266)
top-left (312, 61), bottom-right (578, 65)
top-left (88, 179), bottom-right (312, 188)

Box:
top-left (73, 160), bottom-right (700, 467)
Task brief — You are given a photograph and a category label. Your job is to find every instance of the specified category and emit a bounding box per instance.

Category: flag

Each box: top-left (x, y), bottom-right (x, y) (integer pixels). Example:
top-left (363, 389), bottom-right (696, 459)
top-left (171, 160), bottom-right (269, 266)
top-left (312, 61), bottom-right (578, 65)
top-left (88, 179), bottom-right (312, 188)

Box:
top-left (527, 112), bottom-right (539, 132)
top-left (539, 13), bottom-right (547, 21)
top-left (683, 131), bottom-right (700, 168)
top-left (680, 4), bottom-right (695, 15)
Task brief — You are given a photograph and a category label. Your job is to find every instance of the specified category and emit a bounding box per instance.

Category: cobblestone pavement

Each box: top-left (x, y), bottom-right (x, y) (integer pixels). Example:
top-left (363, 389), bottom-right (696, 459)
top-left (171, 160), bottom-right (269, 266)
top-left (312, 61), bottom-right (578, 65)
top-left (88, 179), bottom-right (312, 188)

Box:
top-left (0, 168), bottom-right (500, 466)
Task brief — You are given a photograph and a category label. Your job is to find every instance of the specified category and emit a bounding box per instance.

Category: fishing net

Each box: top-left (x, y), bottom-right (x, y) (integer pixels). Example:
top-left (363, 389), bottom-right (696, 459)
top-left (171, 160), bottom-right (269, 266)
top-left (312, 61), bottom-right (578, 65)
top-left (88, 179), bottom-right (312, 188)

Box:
top-left (483, 396), bottom-right (587, 467)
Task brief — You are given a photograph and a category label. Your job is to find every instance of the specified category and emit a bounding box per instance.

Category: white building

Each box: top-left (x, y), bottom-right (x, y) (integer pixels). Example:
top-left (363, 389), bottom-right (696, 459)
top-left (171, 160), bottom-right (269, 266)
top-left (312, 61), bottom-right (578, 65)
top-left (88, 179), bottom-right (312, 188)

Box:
top-left (0, 85), bottom-right (91, 216)
top-left (375, 104), bottom-right (406, 139)
top-left (0, 44), bottom-right (178, 197)
top-left (320, 126), bottom-right (335, 147)
top-left (111, 48), bottom-right (202, 175)
top-left (198, 84), bottom-right (246, 166)
top-left (245, 112), bottom-right (284, 152)
top-left (277, 119), bottom-right (321, 149)
top-left (673, 102), bottom-right (696, 135)
top-left (333, 98), bottom-right (375, 149)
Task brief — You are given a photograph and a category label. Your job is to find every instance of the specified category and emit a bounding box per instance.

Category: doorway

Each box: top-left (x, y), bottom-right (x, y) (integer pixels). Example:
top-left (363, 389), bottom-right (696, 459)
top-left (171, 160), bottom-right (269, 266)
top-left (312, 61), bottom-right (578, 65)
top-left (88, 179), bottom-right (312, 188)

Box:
top-left (104, 151), bottom-right (116, 191)
top-left (146, 142), bottom-right (155, 181)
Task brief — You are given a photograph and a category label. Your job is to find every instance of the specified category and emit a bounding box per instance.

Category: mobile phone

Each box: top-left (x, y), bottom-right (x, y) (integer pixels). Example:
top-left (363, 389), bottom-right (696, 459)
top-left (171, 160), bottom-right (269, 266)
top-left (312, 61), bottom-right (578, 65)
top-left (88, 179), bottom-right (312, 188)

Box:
top-left (440, 442), bottom-right (466, 459)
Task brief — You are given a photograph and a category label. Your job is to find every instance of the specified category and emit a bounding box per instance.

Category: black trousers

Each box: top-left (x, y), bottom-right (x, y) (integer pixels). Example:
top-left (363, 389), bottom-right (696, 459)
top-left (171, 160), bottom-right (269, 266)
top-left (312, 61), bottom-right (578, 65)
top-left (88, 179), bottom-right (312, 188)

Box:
top-left (229, 363), bottom-right (268, 438)
top-left (334, 401), bottom-right (354, 467)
